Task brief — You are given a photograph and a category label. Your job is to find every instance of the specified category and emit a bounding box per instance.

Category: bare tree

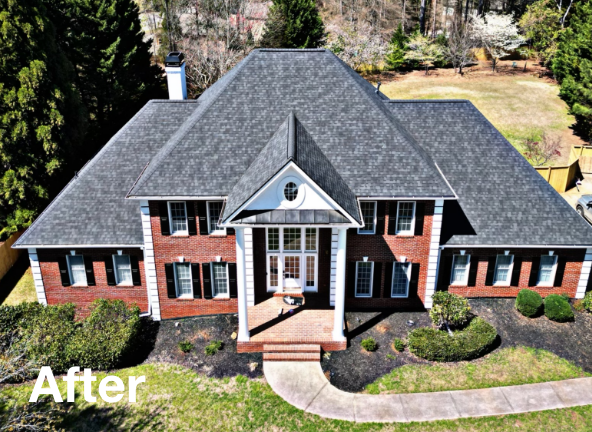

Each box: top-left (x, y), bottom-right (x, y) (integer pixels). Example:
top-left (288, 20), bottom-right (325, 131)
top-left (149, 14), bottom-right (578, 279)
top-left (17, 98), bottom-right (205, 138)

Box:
top-left (325, 20), bottom-right (387, 71)
top-left (443, 17), bottom-right (477, 73)
top-left (522, 133), bottom-right (562, 166)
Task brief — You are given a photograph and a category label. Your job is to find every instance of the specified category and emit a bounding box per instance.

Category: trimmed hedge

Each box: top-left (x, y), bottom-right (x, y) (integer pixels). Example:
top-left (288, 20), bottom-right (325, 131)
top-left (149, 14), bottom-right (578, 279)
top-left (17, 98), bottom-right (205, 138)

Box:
top-left (515, 289), bottom-right (543, 317)
top-left (582, 291), bottom-right (592, 312)
top-left (408, 317), bottom-right (498, 362)
top-left (544, 294), bottom-right (574, 322)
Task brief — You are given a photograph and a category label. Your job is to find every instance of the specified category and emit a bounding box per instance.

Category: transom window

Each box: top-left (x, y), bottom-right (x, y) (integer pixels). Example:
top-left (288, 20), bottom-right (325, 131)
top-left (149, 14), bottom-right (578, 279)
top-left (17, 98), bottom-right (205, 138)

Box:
top-left (359, 201), bottom-right (377, 234)
top-left (284, 182), bottom-right (299, 201)
top-left (169, 202), bottom-right (188, 234)
top-left (283, 228), bottom-right (301, 251)
top-left (113, 254), bottom-right (132, 285)
top-left (67, 255), bottom-right (87, 286)
top-left (266, 228), bottom-right (318, 252)
top-left (355, 262), bottom-right (374, 297)
top-left (451, 255), bottom-right (471, 285)
top-left (268, 228), bottom-right (280, 251)
top-left (212, 262), bottom-right (229, 297)
top-left (207, 201), bottom-right (225, 234)
top-left (392, 262), bottom-right (411, 297)
top-left (175, 262), bottom-right (192, 297)
top-left (494, 254), bottom-right (514, 285)
top-left (305, 228), bottom-right (317, 252)
top-left (538, 255), bottom-right (558, 286)
top-left (396, 202), bottom-right (415, 235)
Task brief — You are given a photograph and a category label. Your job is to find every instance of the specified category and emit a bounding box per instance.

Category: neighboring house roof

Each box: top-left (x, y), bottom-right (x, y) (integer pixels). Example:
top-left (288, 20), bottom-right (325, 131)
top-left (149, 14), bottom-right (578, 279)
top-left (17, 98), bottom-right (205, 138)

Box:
top-left (386, 100), bottom-right (592, 247)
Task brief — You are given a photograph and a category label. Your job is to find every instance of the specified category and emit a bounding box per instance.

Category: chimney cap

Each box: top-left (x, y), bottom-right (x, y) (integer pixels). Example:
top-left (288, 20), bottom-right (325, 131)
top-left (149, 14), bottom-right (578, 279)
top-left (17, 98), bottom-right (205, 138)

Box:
top-left (165, 51), bottom-right (185, 67)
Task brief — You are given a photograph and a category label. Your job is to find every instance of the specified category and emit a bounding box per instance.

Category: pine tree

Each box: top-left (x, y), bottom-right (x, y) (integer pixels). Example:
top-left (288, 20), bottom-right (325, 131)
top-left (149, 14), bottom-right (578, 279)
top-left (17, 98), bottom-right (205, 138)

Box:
top-left (259, 0), bottom-right (325, 49)
top-left (552, 1), bottom-right (592, 141)
top-left (0, 0), bottom-right (86, 238)
top-left (385, 24), bottom-right (409, 71)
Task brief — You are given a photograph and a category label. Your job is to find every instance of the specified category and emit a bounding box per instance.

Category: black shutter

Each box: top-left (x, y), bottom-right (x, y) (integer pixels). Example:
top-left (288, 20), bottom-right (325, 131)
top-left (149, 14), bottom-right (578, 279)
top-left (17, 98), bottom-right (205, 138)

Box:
top-left (84, 258), bottom-right (96, 286)
top-left (510, 257), bottom-right (522, 287)
top-left (104, 256), bottom-right (116, 286)
top-left (191, 263), bottom-right (201, 298)
top-left (414, 202), bottom-right (425, 236)
top-left (165, 263), bottom-right (176, 298)
top-left (376, 202), bottom-right (386, 235)
top-left (159, 202), bottom-right (170, 236)
top-left (554, 256), bottom-right (567, 287)
top-left (409, 263), bottom-right (420, 298)
top-left (228, 263), bottom-right (238, 298)
top-left (187, 201), bottom-right (197, 235)
top-left (130, 255), bottom-right (142, 286)
top-left (529, 256), bottom-right (541, 287)
top-left (467, 256), bottom-right (479, 287)
top-left (372, 262), bottom-right (382, 298)
top-left (347, 262), bottom-right (357, 297)
top-left (197, 201), bottom-right (209, 235)
top-left (227, 227), bottom-right (235, 235)
top-left (438, 255), bottom-right (453, 289)
top-left (485, 256), bottom-right (497, 286)
top-left (58, 257), bottom-right (71, 287)
top-left (387, 201), bottom-right (399, 235)
top-left (202, 263), bottom-right (212, 299)
top-left (383, 262), bottom-right (394, 298)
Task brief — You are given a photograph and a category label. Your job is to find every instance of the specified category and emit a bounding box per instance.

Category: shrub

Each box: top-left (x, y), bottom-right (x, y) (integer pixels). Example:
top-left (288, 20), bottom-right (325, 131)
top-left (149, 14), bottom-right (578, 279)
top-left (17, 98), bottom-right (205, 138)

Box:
top-left (393, 338), bottom-right (406, 352)
top-left (544, 294), bottom-right (574, 322)
top-left (515, 289), bottom-right (543, 317)
top-left (408, 317), bottom-right (497, 362)
top-left (429, 291), bottom-right (471, 329)
top-left (205, 340), bottom-right (223, 355)
top-left (573, 299), bottom-right (585, 312)
top-left (178, 341), bottom-right (193, 353)
top-left (0, 302), bottom-right (43, 345)
top-left (67, 299), bottom-right (141, 370)
top-left (581, 291), bottom-right (592, 312)
top-left (361, 337), bottom-right (377, 352)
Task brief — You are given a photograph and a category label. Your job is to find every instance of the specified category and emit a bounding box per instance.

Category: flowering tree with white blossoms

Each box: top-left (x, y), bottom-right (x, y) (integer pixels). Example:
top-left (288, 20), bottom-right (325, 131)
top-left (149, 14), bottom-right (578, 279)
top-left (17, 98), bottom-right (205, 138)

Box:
top-left (325, 21), bottom-right (386, 71)
top-left (472, 12), bottom-right (525, 72)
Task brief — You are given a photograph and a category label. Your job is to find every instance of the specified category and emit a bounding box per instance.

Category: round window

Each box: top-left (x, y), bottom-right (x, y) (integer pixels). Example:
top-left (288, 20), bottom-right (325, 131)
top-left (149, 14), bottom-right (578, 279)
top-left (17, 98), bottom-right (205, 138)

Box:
top-left (284, 182), bottom-right (299, 201)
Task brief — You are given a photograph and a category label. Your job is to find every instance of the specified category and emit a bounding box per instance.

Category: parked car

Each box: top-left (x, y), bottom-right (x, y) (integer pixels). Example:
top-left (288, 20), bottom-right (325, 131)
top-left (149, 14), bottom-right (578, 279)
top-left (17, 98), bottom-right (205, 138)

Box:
top-left (576, 195), bottom-right (592, 223)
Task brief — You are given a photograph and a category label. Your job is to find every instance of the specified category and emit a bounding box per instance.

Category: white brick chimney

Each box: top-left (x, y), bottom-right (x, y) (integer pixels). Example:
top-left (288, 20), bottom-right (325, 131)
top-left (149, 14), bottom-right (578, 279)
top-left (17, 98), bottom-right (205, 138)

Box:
top-left (164, 52), bottom-right (187, 100)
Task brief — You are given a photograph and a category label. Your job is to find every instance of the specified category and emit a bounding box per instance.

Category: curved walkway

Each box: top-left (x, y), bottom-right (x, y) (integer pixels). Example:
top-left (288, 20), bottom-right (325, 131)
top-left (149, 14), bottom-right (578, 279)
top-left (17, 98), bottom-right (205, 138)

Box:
top-left (263, 361), bottom-right (592, 423)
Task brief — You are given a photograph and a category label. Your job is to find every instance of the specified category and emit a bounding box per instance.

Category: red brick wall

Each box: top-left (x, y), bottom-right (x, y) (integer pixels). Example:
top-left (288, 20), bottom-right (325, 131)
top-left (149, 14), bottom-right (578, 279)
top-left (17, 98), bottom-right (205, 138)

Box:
top-left (37, 248), bottom-right (148, 318)
top-left (440, 248), bottom-right (586, 298)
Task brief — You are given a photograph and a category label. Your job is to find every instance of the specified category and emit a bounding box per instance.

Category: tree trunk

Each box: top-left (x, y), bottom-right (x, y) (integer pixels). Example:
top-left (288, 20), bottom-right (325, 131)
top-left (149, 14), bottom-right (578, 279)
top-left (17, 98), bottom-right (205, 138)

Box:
top-left (464, 0), bottom-right (470, 22)
top-left (419, 0), bottom-right (427, 35)
top-left (432, 0), bottom-right (437, 38)
top-left (402, 0), bottom-right (406, 30)
top-left (492, 57), bottom-right (496, 72)
top-left (477, 0), bottom-right (484, 16)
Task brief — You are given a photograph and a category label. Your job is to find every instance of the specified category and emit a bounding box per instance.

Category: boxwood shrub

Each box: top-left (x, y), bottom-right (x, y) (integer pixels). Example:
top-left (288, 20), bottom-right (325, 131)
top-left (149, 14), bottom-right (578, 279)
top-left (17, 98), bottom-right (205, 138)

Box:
top-left (544, 294), bottom-right (574, 322)
top-left (515, 289), bottom-right (543, 317)
top-left (408, 317), bottom-right (497, 362)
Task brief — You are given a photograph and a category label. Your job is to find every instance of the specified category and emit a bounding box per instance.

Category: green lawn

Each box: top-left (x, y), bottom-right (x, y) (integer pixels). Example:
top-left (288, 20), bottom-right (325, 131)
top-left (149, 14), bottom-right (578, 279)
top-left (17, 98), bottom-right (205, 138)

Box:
top-left (1, 265), bottom-right (36, 306)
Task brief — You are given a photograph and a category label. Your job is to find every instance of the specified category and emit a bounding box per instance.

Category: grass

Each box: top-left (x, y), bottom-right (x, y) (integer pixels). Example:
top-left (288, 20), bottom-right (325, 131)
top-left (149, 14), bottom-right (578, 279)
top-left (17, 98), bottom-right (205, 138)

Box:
top-left (1, 266), bottom-right (36, 306)
top-left (365, 347), bottom-right (590, 395)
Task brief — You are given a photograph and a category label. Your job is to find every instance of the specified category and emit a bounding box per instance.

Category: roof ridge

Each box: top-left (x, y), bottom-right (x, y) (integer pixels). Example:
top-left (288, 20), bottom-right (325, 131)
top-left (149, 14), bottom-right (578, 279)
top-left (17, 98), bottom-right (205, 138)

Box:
top-left (385, 99), bottom-right (470, 104)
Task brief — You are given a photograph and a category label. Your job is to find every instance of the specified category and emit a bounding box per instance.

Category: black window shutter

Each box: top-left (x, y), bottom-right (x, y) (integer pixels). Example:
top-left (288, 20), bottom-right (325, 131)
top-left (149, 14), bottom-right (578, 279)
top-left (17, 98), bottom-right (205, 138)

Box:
top-left (528, 256), bottom-right (541, 286)
top-left (159, 202), bottom-right (170, 236)
top-left (187, 201), bottom-right (197, 236)
top-left (104, 256), bottom-right (116, 286)
top-left (165, 263), bottom-right (176, 298)
top-left (510, 257), bottom-right (522, 287)
top-left (414, 202), bottom-right (425, 236)
top-left (197, 201), bottom-right (209, 235)
top-left (485, 256), bottom-right (498, 286)
top-left (85, 258), bottom-right (96, 286)
top-left (554, 256), bottom-right (567, 287)
top-left (375, 202), bottom-right (385, 235)
top-left (191, 263), bottom-right (201, 298)
top-left (372, 262), bottom-right (382, 298)
top-left (202, 263), bottom-right (212, 299)
top-left (347, 262), bottom-right (357, 297)
top-left (228, 263), bottom-right (238, 298)
top-left (383, 262), bottom-right (394, 298)
top-left (467, 257), bottom-right (479, 287)
top-left (438, 255), bottom-right (453, 289)
top-left (130, 255), bottom-right (142, 286)
top-left (387, 201), bottom-right (399, 235)
top-left (409, 263), bottom-right (420, 298)
top-left (58, 257), bottom-right (71, 287)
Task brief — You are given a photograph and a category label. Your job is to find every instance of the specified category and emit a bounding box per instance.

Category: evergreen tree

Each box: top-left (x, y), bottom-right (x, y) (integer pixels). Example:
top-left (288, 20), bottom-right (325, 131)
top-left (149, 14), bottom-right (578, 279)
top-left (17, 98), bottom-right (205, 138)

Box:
top-left (0, 0), bottom-right (86, 238)
top-left (385, 24), bottom-right (408, 71)
top-left (552, 1), bottom-right (592, 141)
top-left (259, 0), bottom-right (325, 48)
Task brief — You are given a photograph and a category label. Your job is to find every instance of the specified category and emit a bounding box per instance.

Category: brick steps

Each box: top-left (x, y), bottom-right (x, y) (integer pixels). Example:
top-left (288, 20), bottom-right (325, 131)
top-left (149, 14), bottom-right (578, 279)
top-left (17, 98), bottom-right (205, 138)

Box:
top-left (263, 352), bottom-right (321, 362)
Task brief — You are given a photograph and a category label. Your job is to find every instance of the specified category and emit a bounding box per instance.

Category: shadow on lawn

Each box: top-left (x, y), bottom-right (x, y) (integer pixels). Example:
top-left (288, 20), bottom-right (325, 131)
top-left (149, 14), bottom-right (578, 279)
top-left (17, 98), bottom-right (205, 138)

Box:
top-left (0, 255), bottom-right (29, 304)
top-left (63, 404), bottom-right (165, 431)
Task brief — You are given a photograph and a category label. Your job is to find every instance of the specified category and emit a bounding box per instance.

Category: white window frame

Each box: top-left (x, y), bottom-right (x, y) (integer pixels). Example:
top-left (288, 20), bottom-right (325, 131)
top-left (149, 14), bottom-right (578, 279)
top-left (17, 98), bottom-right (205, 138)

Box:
top-left (391, 262), bottom-right (411, 298)
top-left (395, 201), bottom-right (416, 235)
top-left (67, 254), bottom-right (87, 286)
top-left (168, 201), bottom-right (188, 235)
top-left (211, 262), bottom-right (230, 299)
top-left (112, 254), bottom-right (132, 286)
top-left (206, 200), bottom-right (226, 235)
top-left (174, 262), bottom-right (193, 298)
top-left (355, 261), bottom-right (374, 298)
top-left (358, 201), bottom-right (377, 234)
top-left (493, 254), bottom-right (514, 286)
top-left (304, 254), bottom-right (318, 291)
top-left (450, 254), bottom-right (471, 286)
top-left (537, 255), bottom-right (558, 287)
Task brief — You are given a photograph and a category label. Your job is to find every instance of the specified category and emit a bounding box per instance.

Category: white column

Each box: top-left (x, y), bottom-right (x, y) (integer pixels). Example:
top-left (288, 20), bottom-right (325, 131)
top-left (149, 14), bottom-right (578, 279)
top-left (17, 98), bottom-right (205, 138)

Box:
top-left (28, 248), bottom-right (47, 306)
top-left (140, 201), bottom-right (161, 320)
top-left (277, 253), bottom-right (284, 293)
top-left (330, 228), bottom-right (339, 306)
top-left (425, 199), bottom-right (444, 309)
top-left (332, 228), bottom-right (347, 341)
top-left (576, 248), bottom-right (592, 299)
top-left (236, 228), bottom-right (250, 341)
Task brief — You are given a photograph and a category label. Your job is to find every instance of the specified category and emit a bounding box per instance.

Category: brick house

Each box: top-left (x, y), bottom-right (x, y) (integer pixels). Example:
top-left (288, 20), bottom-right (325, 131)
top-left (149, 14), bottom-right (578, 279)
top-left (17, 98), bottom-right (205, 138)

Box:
top-left (14, 49), bottom-right (592, 353)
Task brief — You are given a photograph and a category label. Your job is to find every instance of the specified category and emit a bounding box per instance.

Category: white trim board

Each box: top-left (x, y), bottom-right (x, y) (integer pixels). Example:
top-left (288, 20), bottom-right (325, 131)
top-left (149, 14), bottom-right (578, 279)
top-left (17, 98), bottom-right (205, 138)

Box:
top-left (441, 245), bottom-right (592, 249)
top-left (425, 199), bottom-right (444, 309)
top-left (140, 201), bottom-right (162, 320)
top-left (13, 244), bottom-right (143, 250)
top-left (28, 248), bottom-right (47, 306)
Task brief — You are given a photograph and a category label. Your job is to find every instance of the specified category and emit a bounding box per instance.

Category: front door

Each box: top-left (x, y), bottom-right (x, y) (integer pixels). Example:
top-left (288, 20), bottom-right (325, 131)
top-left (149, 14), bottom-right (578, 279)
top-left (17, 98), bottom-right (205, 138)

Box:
top-left (283, 255), bottom-right (301, 289)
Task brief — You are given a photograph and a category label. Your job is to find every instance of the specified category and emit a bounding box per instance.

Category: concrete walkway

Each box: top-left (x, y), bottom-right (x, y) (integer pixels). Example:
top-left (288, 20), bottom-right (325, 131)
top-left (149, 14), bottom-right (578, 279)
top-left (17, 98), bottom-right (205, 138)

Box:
top-left (263, 361), bottom-right (592, 423)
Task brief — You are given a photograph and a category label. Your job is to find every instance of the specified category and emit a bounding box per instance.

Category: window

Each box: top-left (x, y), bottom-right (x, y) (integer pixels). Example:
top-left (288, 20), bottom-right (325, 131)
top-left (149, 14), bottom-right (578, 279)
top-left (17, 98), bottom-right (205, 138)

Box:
top-left (269, 256), bottom-right (279, 287)
top-left (212, 263), bottom-right (229, 297)
top-left (306, 256), bottom-right (315, 287)
top-left (175, 263), bottom-right (192, 297)
top-left (169, 202), bottom-right (188, 234)
top-left (494, 254), bottom-right (514, 285)
top-left (538, 255), bottom-right (558, 286)
top-left (392, 262), bottom-right (411, 297)
top-left (283, 228), bottom-right (301, 251)
top-left (358, 201), bottom-right (377, 234)
top-left (284, 182), bottom-right (299, 201)
top-left (451, 255), bottom-right (471, 285)
top-left (305, 228), bottom-right (317, 251)
top-left (207, 201), bottom-right (225, 234)
top-left (267, 228), bottom-right (280, 251)
top-left (355, 262), bottom-right (374, 297)
top-left (113, 255), bottom-right (132, 285)
top-left (396, 202), bottom-right (416, 235)
top-left (67, 255), bottom-right (87, 286)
